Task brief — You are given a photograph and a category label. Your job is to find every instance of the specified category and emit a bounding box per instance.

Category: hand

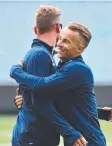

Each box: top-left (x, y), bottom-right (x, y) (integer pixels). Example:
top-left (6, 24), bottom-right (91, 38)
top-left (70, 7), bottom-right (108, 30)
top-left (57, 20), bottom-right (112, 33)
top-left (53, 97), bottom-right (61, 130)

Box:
top-left (18, 59), bottom-right (23, 67)
top-left (15, 88), bottom-right (23, 109)
top-left (14, 95), bottom-right (23, 109)
top-left (73, 136), bottom-right (88, 146)
top-left (103, 107), bottom-right (112, 121)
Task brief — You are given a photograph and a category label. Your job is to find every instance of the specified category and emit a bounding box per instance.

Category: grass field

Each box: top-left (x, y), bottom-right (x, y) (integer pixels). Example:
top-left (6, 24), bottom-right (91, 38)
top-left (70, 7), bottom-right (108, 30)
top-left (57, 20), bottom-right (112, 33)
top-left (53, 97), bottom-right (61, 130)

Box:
top-left (0, 115), bottom-right (112, 146)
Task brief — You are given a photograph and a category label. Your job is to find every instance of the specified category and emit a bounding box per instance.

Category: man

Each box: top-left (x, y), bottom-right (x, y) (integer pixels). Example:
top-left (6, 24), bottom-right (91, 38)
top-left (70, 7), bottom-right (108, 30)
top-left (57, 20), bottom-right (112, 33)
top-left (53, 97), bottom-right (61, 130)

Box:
top-left (11, 6), bottom-right (86, 146)
top-left (15, 36), bottom-right (112, 122)
top-left (10, 23), bottom-right (106, 145)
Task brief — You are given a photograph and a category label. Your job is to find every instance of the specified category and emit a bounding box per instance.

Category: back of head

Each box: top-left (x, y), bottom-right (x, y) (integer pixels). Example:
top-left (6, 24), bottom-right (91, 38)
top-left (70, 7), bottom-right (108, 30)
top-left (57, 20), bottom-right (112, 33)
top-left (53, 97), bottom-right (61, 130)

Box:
top-left (35, 6), bottom-right (61, 34)
top-left (67, 22), bottom-right (92, 48)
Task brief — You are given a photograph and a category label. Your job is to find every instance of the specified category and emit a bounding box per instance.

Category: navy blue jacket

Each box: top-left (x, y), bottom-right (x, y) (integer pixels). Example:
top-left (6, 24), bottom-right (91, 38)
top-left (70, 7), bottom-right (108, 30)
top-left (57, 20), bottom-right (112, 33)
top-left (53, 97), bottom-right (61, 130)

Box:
top-left (11, 39), bottom-right (82, 146)
top-left (10, 55), bottom-right (106, 146)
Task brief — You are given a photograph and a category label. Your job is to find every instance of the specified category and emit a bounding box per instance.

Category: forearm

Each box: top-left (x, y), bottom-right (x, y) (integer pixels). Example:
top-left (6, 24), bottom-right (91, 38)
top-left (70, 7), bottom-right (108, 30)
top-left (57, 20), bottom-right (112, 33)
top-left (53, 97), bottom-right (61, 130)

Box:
top-left (10, 64), bottom-right (73, 91)
top-left (10, 65), bottom-right (38, 88)
top-left (98, 107), bottom-right (111, 121)
top-left (10, 64), bottom-right (79, 101)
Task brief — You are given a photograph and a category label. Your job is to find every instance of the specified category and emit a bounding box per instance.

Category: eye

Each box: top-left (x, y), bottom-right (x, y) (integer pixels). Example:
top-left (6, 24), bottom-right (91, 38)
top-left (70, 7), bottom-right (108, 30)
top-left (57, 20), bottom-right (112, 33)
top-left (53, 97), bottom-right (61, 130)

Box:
top-left (58, 36), bottom-right (62, 41)
top-left (63, 39), bottom-right (70, 43)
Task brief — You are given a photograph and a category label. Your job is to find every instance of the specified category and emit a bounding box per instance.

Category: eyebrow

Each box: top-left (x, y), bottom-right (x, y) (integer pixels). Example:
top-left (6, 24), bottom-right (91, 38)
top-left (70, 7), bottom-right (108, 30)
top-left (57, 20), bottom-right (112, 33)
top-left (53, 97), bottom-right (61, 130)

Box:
top-left (59, 35), bottom-right (71, 42)
top-left (63, 37), bottom-right (72, 44)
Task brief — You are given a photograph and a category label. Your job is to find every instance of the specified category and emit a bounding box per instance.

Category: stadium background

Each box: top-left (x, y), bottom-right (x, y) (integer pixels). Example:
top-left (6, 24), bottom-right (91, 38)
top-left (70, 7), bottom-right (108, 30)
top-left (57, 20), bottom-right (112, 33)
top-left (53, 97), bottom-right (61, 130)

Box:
top-left (0, 0), bottom-right (112, 145)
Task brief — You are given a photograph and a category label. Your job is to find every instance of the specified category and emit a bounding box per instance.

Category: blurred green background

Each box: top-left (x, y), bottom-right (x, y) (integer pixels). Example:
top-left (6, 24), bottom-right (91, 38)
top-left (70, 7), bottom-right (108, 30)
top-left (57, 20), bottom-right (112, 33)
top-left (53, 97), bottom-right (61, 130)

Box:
top-left (0, 115), bottom-right (111, 146)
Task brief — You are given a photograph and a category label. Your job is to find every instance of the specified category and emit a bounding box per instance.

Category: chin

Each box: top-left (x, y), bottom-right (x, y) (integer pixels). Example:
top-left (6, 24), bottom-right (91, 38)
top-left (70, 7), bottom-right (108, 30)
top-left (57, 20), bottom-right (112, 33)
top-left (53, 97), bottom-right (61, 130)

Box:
top-left (58, 56), bottom-right (66, 61)
top-left (57, 53), bottom-right (61, 58)
top-left (57, 54), bottom-right (63, 59)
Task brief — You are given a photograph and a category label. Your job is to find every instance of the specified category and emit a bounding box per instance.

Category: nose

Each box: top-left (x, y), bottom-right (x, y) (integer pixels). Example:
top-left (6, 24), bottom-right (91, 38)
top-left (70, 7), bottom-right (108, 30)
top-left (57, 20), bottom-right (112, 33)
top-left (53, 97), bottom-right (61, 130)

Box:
top-left (57, 39), bottom-right (63, 48)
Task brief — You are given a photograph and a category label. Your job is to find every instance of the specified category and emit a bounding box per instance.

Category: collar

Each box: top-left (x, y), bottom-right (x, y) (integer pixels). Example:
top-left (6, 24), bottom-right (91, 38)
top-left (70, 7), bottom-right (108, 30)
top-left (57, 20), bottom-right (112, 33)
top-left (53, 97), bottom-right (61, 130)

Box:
top-left (57, 55), bottom-right (83, 69)
top-left (69, 55), bottom-right (83, 62)
top-left (31, 39), bottom-right (53, 54)
top-left (63, 55), bottom-right (83, 64)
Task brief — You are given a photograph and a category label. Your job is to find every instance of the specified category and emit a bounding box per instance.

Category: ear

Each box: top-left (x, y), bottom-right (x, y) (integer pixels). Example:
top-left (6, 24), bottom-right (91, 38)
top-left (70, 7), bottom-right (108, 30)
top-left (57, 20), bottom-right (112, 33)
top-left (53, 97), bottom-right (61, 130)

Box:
top-left (56, 24), bottom-right (61, 33)
top-left (77, 45), bottom-right (84, 53)
top-left (34, 26), bottom-right (38, 35)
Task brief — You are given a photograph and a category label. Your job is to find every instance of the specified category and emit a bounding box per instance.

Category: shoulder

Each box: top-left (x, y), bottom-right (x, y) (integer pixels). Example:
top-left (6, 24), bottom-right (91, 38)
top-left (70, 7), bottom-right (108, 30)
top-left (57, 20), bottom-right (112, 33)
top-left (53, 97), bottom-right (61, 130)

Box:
top-left (30, 45), bottom-right (51, 56)
top-left (25, 46), bottom-right (52, 62)
top-left (64, 60), bottom-right (93, 77)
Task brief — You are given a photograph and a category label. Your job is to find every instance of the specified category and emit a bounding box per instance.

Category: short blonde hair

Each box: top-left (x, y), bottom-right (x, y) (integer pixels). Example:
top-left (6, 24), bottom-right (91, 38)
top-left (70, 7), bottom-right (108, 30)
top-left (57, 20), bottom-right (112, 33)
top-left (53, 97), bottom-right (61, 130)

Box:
top-left (35, 6), bottom-right (61, 34)
top-left (67, 23), bottom-right (92, 48)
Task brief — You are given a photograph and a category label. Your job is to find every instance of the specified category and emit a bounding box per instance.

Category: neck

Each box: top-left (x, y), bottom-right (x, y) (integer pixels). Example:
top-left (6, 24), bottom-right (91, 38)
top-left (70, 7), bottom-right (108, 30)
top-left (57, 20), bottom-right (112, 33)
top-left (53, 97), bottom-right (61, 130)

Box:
top-left (61, 54), bottom-right (81, 62)
top-left (37, 31), bottom-right (57, 47)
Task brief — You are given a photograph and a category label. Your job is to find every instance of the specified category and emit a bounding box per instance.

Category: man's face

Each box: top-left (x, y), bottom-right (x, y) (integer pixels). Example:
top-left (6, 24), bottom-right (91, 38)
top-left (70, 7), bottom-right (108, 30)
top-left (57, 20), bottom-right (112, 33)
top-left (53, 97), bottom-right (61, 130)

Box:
top-left (56, 27), bottom-right (80, 61)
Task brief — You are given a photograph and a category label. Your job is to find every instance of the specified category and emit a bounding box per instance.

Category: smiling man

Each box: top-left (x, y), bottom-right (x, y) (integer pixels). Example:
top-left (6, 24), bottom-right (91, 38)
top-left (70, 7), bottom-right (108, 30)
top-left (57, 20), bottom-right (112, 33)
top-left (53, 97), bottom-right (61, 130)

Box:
top-left (10, 23), bottom-right (106, 146)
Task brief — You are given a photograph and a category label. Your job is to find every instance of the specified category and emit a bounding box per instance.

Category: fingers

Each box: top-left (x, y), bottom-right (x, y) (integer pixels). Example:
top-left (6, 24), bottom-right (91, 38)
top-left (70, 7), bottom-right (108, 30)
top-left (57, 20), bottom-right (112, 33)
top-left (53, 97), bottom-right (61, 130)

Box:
top-left (15, 95), bottom-right (22, 100)
top-left (103, 107), bottom-right (112, 111)
top-left (15, 88), bottom-right (23, 109)
top-left (73, 136), bottom-right (88, 146)
top-left (75, 139), bottom-right (83, 146)
top-left (80, 136), bottom-right (88, 146)
top-left (15, 98), bottom-right (23, 105)
top-left (19, 59), bottom-right (23, 66)
top-left (17, 105), bottom-right (22, 110)
top-left (14, 95), bottom-right (23, 109)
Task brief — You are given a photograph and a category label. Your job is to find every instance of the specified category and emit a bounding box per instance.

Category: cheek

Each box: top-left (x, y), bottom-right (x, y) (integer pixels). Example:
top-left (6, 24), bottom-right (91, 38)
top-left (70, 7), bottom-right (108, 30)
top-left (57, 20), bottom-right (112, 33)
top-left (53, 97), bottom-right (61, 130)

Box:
top-left (57, 49), bottom-right (66, 58)
top-left (66, 46), bottom-right (72, 54)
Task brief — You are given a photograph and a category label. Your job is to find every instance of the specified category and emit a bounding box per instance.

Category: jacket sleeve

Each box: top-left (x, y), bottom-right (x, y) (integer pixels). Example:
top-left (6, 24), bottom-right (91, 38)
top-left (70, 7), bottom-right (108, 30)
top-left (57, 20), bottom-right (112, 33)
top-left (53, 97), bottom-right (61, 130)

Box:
top-left (10, 63), bottom-right (80, 93)
top-left (98, 107), bottom-right (111, 121)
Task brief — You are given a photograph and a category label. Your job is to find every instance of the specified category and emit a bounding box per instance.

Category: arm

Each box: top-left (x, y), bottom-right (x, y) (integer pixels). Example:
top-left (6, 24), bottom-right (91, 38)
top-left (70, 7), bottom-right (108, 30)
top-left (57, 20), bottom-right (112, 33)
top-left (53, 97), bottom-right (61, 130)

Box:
top-left (10, 54), bottom-right (84, 144)
top-left (10, 63), bottom-right (79, 94)
top-left (98, 107), bottom-right (112, 121)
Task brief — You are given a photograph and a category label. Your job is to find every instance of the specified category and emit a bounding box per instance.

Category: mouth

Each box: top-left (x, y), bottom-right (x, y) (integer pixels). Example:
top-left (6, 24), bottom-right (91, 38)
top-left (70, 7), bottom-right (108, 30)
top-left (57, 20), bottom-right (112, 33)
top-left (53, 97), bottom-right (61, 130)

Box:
top-left (58, 48), bottom-right (65, 52)
top-left (57, 50), bottom-right (66, 57)
top-left (57, 47), bottom-right (65, 53)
